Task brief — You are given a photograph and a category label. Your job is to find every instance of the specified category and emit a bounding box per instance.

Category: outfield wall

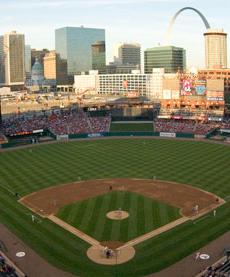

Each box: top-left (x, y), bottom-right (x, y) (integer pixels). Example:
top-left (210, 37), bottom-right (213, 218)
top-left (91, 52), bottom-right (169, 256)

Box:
top-left (0, 131), bottom-right (200, 149)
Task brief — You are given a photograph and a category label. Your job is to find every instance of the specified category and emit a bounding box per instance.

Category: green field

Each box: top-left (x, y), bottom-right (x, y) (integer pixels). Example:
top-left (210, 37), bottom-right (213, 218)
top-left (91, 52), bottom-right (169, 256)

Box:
top-left (0, 139), bottom-right (230, 276)
top-left (110, 122), bottom-right (153, 132)
top-left (57, 190), bottom-right (180, 242)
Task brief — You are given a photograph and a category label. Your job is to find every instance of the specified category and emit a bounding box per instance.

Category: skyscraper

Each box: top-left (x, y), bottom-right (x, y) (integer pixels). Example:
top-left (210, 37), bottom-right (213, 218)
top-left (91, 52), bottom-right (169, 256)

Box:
top-left (116, 43), bottom-right (141, 68)
top-left (55, 26), bottom-right (105, 76)
top-left (25, 45), bottom-right (31, 80)
top-left (204, 28), bottom-right (227, 69)
top-left (91, 41), bottom-right (106, 74)
top-left (0, 31), bottom-right (25, 86)
top-left (144, 46), bottom-right (186, 74)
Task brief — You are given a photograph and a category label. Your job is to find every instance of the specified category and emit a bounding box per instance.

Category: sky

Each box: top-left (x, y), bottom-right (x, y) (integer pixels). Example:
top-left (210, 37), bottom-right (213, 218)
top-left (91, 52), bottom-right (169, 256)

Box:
top-left (0, 0), bottom-right (229, 68)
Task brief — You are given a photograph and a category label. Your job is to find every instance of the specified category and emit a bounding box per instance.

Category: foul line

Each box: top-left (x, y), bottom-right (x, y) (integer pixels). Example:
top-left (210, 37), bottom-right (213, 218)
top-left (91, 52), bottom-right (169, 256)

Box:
top-left (48, 215), bottom-right (102, 248)
top-left (48, 214), bottom-right (189, 251)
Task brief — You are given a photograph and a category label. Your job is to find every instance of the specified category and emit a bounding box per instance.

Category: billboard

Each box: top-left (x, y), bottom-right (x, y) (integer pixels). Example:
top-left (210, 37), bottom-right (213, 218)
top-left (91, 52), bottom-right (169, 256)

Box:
top-left (207, 79), bottom-right (224, 92)
top-left (127, 91), bottom-right (139, 98)
top-left (123, 80), bottom-right (128, 89)
top-left (195, 80), bottom-right (206, 95)
top-left (206, 91), bottom-right (224, 101)
top-left (181, 80), bottom-right (193, 95)
top-left (180, 79), bottom-right (206, 96)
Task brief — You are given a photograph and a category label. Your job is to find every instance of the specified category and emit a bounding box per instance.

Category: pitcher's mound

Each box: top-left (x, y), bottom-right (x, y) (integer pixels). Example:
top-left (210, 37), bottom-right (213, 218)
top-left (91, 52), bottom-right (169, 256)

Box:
top-left (106, 210), bottom-right (129, 220)
top-left (87, 244), bottom-right (135, 265)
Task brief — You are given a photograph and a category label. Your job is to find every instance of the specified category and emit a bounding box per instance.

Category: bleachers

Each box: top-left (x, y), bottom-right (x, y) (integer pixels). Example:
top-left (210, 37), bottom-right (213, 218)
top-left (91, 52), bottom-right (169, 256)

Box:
top-left (154, 119), bottom-right (220, 135)
top-left (0, 253), bottom-right (19, 277)
top-left (200, 259), bottom-right (230, 277)
top-left (2, 110), bottom-right (111, 136)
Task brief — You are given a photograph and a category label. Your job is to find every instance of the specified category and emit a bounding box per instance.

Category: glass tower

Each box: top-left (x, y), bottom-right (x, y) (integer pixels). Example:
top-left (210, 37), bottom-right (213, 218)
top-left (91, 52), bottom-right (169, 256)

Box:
top-left (117, 43), bottom-right (141, 67)
top-left (91, 41), bottom-right (106, 74)
top-left (144, 46), bottom-right (186, 74)
top-left (55, 26), bottom-right (105, 75)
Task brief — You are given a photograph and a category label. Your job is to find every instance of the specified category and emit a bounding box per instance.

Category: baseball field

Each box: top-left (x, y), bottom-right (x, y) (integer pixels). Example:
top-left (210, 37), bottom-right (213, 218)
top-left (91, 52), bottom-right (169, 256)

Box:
top-left (0, 138), bottom-right (230, 276)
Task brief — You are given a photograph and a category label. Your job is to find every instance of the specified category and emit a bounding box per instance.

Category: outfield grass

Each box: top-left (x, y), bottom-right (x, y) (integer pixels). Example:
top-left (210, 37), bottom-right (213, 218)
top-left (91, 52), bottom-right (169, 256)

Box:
top-left (110, 122), bottom-right (153, 132)
top-left (0, 139), bottom-right (230, 276)
top-left (57, 191), bottom-right (180, 242)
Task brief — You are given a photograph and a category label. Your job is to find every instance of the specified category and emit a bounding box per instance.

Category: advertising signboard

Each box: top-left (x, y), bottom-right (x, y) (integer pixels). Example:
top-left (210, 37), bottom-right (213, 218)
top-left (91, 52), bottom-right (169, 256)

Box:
top-left (195, 80), bottom-right (206, 95)
top-left (206, 91), bottom-right (224, 101)
top-left (181, 80), bottom-right (193, 95)
top-left (181, 79), bottom-right (206, 96)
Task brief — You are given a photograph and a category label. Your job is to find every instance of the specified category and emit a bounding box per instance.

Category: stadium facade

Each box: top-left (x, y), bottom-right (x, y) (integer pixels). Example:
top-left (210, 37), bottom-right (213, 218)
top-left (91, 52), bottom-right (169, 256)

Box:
top-left (74, 68), bottom-right (225, 121)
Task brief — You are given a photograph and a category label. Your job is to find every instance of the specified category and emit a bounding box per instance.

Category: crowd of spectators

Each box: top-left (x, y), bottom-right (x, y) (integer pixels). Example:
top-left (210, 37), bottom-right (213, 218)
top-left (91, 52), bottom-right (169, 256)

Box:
top-left (199, 259), bottom-right (230, 277)
top-left (48, 110), bottom-right (111, 135)
top-left (0, 253), bottom-right (19, 277)
top-left (154, 119), bottom-right (221, 135)
top-left (221, 117), bottom-right (230, 130)
top-left (2, 110), bottom-right (111, 136)
top-left (3, 115), bottom-right (48, 136)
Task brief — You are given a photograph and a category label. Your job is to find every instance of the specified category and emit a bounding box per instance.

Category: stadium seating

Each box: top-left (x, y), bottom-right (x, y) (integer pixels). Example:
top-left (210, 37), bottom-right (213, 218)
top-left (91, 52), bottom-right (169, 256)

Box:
top-left (154, 119), bottom-right (220, 135)
top-left (0, 253), bottom-right (19, 277)
top-left (200, 259), bottom-right (230, 277)
top-left (2, 110), bottom-right (111, 136)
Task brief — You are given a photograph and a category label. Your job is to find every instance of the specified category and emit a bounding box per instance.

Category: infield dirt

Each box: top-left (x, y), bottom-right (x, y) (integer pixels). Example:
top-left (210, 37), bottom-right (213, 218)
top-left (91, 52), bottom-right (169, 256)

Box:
top-left (20, 178), bottom-right (224, 218)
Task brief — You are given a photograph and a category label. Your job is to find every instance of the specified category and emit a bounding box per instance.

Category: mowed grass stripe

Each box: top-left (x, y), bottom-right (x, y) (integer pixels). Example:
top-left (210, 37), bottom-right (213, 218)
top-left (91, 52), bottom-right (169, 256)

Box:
top-left (137, 194), bottom-right (145, 235)
top-left (93, 193), bottom-right (113, 240)
top-left (110, 191), bottom-right (126, 241)
top-left (127, 192), bottom-right (138, 240)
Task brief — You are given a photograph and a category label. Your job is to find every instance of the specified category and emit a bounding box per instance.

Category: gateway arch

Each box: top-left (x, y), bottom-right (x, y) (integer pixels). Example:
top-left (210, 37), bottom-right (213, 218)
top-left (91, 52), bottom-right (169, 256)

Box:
top-left (166, 7), bottom-right (210, 44)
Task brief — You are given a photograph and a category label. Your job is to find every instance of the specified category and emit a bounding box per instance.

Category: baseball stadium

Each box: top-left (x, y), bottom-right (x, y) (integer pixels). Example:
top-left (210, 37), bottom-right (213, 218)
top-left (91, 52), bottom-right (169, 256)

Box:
top-left (0, 71), bottom-right (230, 277)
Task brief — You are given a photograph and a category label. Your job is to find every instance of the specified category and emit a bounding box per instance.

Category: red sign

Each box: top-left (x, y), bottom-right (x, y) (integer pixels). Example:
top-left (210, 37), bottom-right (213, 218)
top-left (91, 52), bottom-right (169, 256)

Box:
top-left (123, 80), bottom-right (128, 89)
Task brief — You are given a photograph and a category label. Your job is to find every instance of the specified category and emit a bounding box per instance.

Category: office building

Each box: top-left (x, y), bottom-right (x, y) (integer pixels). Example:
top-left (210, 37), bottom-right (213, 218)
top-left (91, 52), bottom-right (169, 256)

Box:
top-left (106, 63), bottom-right (139, 74)
top-left (0, 31), bottom-right (25, 86)
top-left (144, 46), bottom-right (186, 74)
top-left (91, 41), bottom-right (106, 74)
top-left (55, 26), bottom-right (105, 75)
top-left (0, 36), bottom-right (5, 84)
top-left (116, 43), bottom-right (141, 67)
top-left (25, 45), bottom-right (31, 80)
top-left (204, 28), bottom-right (227, 69)
top-left (43, 50), bottom-right (68, 85)
top-left (74, 70), bottom-right (180, 99)
top-left (74, 71), bottom-right (150, 97)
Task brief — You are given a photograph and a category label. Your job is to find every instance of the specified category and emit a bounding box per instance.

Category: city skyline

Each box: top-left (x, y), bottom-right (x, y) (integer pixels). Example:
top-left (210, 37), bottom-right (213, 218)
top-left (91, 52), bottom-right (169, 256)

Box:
top-left (0, 0), bottom-right (229, 68)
